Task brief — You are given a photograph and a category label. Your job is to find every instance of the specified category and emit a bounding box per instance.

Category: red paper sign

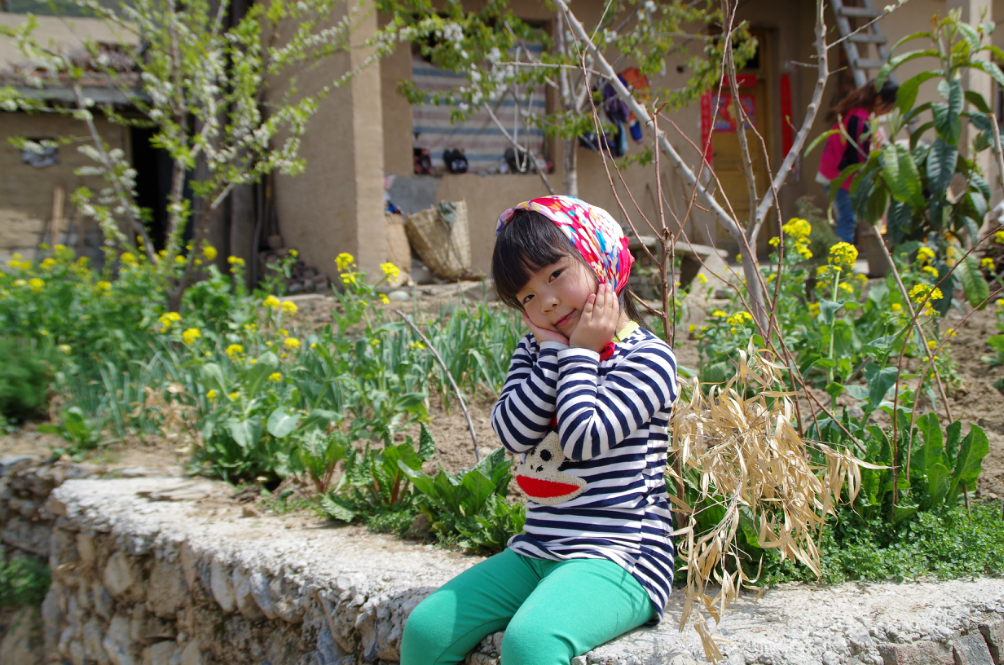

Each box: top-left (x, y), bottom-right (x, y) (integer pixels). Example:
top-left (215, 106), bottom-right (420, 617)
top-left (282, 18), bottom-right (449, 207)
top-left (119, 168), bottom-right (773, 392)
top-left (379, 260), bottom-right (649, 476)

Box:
top-left (700, 91), bottom-right (713, 165)
top-left (781, 73), bottom-right (793, 156)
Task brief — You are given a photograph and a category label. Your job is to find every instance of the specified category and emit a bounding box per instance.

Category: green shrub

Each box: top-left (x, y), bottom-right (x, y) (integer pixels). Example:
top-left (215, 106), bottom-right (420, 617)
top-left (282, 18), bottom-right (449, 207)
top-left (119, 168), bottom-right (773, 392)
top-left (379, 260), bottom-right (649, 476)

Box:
top-left (0, 556), bottom-right (51, 607)
top-left (0, 340), bottom-right (48, 422)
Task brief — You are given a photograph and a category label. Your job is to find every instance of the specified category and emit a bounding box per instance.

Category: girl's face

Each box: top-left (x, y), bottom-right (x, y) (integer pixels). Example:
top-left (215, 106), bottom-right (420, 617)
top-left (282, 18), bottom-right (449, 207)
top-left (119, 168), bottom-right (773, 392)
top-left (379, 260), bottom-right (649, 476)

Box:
top-left (515, 255), bottom-right (599, 338)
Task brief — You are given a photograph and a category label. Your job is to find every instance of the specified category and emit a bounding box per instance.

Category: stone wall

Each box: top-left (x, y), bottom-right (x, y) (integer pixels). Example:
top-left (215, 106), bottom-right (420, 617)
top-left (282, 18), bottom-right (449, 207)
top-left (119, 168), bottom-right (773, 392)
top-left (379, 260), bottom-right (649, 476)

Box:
top-left (3, 463), bottom-right (1004, 665)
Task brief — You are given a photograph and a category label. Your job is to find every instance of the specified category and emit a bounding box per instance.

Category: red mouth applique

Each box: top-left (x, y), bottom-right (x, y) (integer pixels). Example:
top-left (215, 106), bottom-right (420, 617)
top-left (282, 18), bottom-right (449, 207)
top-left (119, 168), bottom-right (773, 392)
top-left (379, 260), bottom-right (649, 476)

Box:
top-left (516, 475), bottom-right (583, 499)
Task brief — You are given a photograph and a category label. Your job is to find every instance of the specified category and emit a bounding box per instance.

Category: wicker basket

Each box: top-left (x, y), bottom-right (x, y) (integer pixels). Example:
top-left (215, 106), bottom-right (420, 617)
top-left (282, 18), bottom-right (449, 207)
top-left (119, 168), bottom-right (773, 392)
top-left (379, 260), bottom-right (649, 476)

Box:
top-left (404, 200), bottom-right (470, 280)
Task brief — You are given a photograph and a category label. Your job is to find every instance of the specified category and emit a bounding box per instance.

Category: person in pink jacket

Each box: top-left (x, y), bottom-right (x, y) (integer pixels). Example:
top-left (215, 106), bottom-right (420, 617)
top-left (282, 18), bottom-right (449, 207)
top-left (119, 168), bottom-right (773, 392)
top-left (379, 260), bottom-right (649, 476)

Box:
top-left (817, 79), bottom-right (898, 243)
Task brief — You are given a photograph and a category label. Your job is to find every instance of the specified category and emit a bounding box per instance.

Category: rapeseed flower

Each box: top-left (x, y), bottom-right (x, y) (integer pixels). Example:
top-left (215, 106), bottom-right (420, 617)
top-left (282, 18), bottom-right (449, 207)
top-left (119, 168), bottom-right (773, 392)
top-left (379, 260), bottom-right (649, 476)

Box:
top-left (262, 295), bottom-right (281, 310)
top-left (996, 230), bottom-right (1004, 244)
top-left (120, 252), bottom-right (138, 267)
top-left (712, 310), bottom-right (727, 318)
top-left (203, 245), bottom-right (218, 261)
top-left (380, 262), bottom-right (400, 281)
top-left (226, 344), bottom-right (244, 358)
top-left (284, 337), bottom-right (300, 350)
top-left (282, 301), bottom-right (297, 315)
top-left (341, 273), bottom-right (358, 285)
top-left (410, 341), bottom-right (426, 350)
top-left (828, 242), bottom-right (858, 270)
top-left (182, 328), bottom-right (202, 344)
top-left (380, 294), bottom-right (390, 305)
top-left (28, 278), bottom-right (44, 292)
top-left (207, 390), bottom-right (218, 401)
top-left (726, 312), bottom-right (753, 326)
top-left (335, 253), bottom-right (354, 271)
top-left (916, 246), bottom-right (935, 264)
top-left (922, 265), bottom-right (939, 278)
top-left (982, 258), bottom-right (995, 270)
top-left (268, 372), bottom-right (282, 382)
top-left (159, 312), bottom-right (182, 328)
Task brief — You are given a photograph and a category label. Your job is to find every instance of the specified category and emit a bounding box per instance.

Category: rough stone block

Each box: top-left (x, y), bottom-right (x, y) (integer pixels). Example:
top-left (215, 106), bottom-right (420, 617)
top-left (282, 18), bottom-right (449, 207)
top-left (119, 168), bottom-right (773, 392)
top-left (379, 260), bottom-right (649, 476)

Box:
top-left (42, 587), bottom-right (62, 656)
top-left (83, 618), bottom-right (110, 665)
top-left (147, 557), bottom-right (187, 619)
top-left (981, 620), bottom-right (1003, 665)
top-left (955, 631), bottom-right (995, 665)
top-left (268, 575), bottom-right (304, 623)
top-left (0, 607), bottom-right (43, 665)
top-left (130, 605), bottom-right (175, 646)
top-left (232, 567), bottom-right (264, 622)
top-left (0, 455), bottom-right (37, 477)
top-left (209, 558), bottom-right (235, 613)
top-left (141, 641), bottom-right (179, 665)
top-left (179, 542), bottom-right (197, 593)
top-left (76, 532), bottom-right (96, 567)
top-left (880, 640), bottom-right (955, 665)
top-left (1, 517), bottom-right (51, 555)
top-left (103, 614), bottom-right (139, 665)
top-left (249, 572), bottom-right (277, 620)
top-left (180, 640), bottom-right (202, 665)
top-left (104, 551), bottom-right (144, 602)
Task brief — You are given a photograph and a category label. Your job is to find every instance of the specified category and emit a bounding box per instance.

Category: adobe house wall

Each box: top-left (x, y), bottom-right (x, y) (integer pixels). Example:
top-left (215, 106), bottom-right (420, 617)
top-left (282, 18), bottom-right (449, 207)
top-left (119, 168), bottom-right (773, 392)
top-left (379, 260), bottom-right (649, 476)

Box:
top-left (0, 111), bottom-right (125, 264)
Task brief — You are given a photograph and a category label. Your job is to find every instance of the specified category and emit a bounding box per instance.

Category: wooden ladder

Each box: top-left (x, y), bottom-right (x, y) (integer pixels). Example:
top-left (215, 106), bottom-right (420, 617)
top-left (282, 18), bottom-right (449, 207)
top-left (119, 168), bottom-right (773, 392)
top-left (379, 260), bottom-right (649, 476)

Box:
top-left (830, 0), bottom-right (894, 87)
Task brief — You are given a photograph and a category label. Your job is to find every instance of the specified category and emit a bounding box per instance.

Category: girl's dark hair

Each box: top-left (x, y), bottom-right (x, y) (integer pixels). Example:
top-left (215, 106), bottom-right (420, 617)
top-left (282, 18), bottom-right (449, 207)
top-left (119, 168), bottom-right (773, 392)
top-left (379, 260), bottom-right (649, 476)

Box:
top-left (829, 79), bottom-right (899, 118)
top-left (491, 209), bottom-right (643, 324)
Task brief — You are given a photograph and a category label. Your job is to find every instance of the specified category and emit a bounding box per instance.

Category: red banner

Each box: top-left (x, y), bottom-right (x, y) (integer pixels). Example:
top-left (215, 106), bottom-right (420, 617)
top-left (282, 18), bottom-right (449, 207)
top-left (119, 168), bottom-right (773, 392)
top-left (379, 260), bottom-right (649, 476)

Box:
top-left (700, 91), bottom-right (713, 165)
top-left (781, 73), bottom-right (793, 156)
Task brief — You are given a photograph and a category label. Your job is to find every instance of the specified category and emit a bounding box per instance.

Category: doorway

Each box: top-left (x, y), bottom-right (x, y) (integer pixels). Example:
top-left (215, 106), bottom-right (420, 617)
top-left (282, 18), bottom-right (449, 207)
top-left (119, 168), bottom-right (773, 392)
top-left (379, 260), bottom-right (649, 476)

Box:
top-left (710, 28), bottom-right (775, 251)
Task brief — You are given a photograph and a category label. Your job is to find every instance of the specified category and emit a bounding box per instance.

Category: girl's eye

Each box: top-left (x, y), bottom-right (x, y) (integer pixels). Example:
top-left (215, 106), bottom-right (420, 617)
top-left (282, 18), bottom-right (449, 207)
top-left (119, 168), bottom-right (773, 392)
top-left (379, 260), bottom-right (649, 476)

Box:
top-left (522, 294), bottom-right (534, 305)
top-left (550, 269), bottom-right (562, 281)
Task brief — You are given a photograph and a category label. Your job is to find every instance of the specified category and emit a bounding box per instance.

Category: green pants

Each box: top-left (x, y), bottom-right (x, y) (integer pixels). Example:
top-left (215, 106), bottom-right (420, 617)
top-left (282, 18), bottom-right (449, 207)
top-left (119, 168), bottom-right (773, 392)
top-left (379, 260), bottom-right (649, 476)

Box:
top-left (400, 549), bottom-right (655, 665)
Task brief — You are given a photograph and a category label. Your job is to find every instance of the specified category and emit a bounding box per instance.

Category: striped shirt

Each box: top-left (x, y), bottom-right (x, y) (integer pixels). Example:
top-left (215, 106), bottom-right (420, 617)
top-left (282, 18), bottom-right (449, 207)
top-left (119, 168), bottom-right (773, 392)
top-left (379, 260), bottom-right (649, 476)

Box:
top-left (491, 327), bottom-right (679, 619)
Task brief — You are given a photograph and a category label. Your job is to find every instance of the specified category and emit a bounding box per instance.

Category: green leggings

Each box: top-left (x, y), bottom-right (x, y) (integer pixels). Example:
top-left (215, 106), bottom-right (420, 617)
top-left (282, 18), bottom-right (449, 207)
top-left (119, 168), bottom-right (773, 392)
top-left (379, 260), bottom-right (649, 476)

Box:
top-left (400, 549), bottom-right (655, 665)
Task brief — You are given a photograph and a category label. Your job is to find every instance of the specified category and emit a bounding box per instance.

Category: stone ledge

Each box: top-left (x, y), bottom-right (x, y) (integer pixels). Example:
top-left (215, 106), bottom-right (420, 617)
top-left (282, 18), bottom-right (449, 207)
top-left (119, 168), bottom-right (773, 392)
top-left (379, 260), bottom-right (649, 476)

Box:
top-left (38, 476), bottom-right (1004, 665)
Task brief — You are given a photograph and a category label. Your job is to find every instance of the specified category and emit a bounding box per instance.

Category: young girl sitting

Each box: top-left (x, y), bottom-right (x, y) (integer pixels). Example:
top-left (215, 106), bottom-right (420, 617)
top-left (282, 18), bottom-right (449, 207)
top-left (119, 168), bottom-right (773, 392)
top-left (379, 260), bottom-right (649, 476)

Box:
top-left (400, 196), bottom-right (679, 665)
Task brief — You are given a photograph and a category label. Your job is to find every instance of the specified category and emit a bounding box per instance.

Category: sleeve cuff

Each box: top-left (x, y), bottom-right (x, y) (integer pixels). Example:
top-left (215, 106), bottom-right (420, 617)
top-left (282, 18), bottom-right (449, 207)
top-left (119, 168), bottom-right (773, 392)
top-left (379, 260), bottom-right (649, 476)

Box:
top-left (539, 341), bottom-right (569, 353)
top-left (557, 347), bottom-right (600, 363)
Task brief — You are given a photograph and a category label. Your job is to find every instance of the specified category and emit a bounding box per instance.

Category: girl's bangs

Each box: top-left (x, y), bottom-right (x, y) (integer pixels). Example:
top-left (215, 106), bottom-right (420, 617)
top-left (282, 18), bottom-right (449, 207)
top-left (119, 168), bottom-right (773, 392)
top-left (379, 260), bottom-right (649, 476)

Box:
top-left (492, 210), bottom-right (576, 310)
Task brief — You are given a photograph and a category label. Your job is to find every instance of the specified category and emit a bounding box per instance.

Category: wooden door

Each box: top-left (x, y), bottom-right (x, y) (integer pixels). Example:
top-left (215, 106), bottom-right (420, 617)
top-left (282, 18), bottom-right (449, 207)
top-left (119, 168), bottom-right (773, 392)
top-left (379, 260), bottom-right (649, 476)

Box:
top-left (710, 31), bottom-right (774, 250)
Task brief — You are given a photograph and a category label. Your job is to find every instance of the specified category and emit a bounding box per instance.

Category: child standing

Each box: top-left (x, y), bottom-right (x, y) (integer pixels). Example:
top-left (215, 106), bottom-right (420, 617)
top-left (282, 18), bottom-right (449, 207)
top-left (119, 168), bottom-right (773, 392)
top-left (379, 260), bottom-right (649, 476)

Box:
top-left (400, 196), bottom-right (679, 665)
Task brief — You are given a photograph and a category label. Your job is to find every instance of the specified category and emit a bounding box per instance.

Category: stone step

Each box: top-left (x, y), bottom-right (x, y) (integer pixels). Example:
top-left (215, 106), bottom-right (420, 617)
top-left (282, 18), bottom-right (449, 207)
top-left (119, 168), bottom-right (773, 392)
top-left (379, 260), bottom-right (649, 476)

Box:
top-left (39, 477), bottom-right (1004, 665)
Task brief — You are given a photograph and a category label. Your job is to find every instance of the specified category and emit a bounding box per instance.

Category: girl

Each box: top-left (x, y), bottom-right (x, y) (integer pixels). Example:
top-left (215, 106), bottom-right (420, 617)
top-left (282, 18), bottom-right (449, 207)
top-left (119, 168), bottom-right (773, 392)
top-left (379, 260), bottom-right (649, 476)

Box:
top-left (401, 196), bottom-right (679, 665)
top-left (817, 79), bottom-right (898, 244)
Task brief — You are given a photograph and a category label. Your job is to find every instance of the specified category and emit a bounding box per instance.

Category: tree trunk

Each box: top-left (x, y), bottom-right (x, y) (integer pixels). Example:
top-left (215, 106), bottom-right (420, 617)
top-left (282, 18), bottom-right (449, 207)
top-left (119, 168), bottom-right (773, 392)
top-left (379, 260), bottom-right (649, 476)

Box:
top-left (563, 137), bottom-right (578, 198)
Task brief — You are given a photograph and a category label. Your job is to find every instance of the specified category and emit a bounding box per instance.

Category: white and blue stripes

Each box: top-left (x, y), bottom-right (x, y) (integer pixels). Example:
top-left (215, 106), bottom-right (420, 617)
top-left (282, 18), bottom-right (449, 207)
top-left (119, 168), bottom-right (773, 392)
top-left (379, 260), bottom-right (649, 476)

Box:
top-left (491, 328), bottom-right (679, 618)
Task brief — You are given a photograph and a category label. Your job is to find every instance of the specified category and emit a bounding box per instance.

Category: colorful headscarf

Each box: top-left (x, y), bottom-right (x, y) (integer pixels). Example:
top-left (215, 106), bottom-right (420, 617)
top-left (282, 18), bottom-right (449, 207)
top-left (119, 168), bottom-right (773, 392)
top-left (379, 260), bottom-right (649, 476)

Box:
top-left (496, 196), bottom-right (634, 294)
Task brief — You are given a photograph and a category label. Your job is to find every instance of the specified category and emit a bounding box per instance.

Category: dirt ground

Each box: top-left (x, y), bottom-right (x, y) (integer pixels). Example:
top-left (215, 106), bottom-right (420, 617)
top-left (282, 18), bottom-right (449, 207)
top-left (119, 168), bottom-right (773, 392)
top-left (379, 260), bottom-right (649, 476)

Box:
top-left (2, 292), bottom-right (1002, 502)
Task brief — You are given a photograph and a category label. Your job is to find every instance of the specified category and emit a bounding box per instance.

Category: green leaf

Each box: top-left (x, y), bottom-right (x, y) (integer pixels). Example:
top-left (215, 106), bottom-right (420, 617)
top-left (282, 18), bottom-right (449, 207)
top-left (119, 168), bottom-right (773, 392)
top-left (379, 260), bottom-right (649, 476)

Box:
top-left (972, 59), bottom-right (1004, 87)
top-left (300, 409), bottom-right (340, 430)
top-left (956, 255), bottom-right (991, 308)
top-left (319, 493), bottom-right (356, 522)
top-left (927, 463), bottom-right (951, 505)
top-left (948, 425), bottom-right (989, 501)
top-left (266, 407), bottom-right (300, 438)
top-left (892, 504), bottom-right (919, 524)
top-left (460, 470), bottom-right (495, 515)
top-left (418, 422), bottom-right (437, 461)
top-left (245, 351), bottom-right (280, 395)
top-left (913, 412), bottom-right (944, 472)
top-left (881, 144), bottom-right (924, 207)
top-left (867, 366), bottom-right (898, 410)
top-left (825, 383), bottom-right (845, 400)
top-left (879, 49), bottom-right (940, 87)
top-left (226, 416), bottom-right (262, 450)
top-left (201, 363), bottom-right (227, 394)
top-left (844, 384), bottom-right (870, 402)
top-left (956, 21), bottom-right (981, 53)
top-left (987, 335), bottom-right (1004, 353)
top-left (965, 90), bottom-right (992, 114)
top-left (819, 300), bottom-right (842, 325)
top-left (896, 71), bottom-right (938, 112)
top-left (925, 138), bottom-right (958, 200)
top-left (804, 129), bottom-right (840, 157)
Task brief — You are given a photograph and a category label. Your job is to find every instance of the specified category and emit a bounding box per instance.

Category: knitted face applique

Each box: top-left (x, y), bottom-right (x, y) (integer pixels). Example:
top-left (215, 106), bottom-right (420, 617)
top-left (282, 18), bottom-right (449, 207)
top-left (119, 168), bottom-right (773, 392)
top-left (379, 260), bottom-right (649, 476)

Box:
top-left (515, 431), bottom-right (586, 506)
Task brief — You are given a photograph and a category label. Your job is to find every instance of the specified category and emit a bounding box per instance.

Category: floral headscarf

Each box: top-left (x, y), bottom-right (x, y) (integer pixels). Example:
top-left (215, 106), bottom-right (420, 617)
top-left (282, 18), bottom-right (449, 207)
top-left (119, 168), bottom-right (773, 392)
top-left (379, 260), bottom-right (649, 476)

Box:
top-left (496, 196), bottom-right (634, 293)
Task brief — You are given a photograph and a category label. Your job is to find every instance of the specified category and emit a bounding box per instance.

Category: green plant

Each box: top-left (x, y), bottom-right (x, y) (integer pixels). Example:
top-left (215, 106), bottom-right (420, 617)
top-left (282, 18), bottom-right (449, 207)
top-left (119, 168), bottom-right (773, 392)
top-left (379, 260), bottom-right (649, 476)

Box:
top-left (0, 340), bottom-right (48, 422)
top-left (0, 556), bottom-right (51, 608)
top-left (38, 406), bottom-right (103, 457)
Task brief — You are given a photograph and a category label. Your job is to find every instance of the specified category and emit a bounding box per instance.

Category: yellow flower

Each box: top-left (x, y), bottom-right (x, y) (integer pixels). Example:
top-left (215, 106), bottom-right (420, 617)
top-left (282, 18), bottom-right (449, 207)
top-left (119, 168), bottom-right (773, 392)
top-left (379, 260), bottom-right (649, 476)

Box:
top-left (310, 342), bottom-right (318, 349)
top-left (228, 392), bottom-right (239, 400)
top-left (769, 237), bottom-right (781, 247)
top-left (279, 328), bottom-right (289, 336)
top-left (39, 330), bottom-right (48, 336)
top-left (828, 242), bottom-right (858, 269)
top-left (159, 312), bottom-right (182, 328)
top-left (781, 218), bottom-right (811, 239)
top-left (335, 253), bottom-right (354, 271)
top-left (175, 255), bottom-right (186, 265)
top-left (946, 328), bottom-right (957, 338)
top-left (182, 328), bottom-right (202, 344)
top-left (726, 311), bottom-right (753, 326)
top-left (927, 340), bottom-right (937, 350)
top-left (289, 249), bottom-right (299, 257)
top-left (891, 303), bottom-right (902, 313)
top-left (207, 390), bottom-right (218, 401)
top-left (227, 256), bottom-right (246, 266)
top-left (284, 337), bottom-right (300, 350)
top-left (202, 245), bottom-right (218, 261)
top-left (40, 258), bottom-right (56, 271)
top-left (282, 301), bottom-right (298, 315)
top-left (380, 262), bottom-right (401, 281)
top-left (380, 294), bottom-right (390, 305)
top-left (996, 230), bottom-right (1004, 244)
top-left (262, 295), bottom-right (281, 310)
top-left (797, 245), bottom-right (813, 260)
top-left (28, 278), bottom-right (44, 292)
top-left (909, 283), bottom-right (943, 304)
top-left (697, 274), bottom-right (708, 284)
top-left (688, 324), bottom-right (696, 334)
top-left (839, 282), bottom-right (854, 294)
top-left (809, 302), bottom-right (821, 317)
top-left (120, 252), bottom-right (138, 266)
top-left (340, 273), bottom-right (357, 285)
top-left (982, 258), bottom-right (995, 270)
top-left (244, 323), bottom-right (257, 333)
top-left (226, 344), bottom-right (244, 358)
top-left (96, 281), bottom-right (112, 292)
top-left (711, 310), bottom-right (727, 318)
top-left (916, 246), bottom-right (935, 264)
top-left (58, 344), bottom-right (71, 354)
top-left (268, 372), bottom-right (282, 382)
top-left (922, 265), bottom-right (939, 278)
top-left (410, 341), bottom-right (426, 350)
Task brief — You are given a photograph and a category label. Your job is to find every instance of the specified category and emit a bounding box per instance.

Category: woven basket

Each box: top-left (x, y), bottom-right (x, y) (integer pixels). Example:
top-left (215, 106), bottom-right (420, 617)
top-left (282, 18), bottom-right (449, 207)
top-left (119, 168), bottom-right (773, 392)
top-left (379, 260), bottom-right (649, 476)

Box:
top-left (404, 200), bottom-right (470, 280)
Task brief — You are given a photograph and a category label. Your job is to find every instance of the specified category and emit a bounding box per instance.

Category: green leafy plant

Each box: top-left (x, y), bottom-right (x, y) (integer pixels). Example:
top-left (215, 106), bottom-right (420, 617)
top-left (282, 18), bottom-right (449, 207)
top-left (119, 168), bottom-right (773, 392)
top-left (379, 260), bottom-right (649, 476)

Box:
top-left (0, 556), bottom-right (51, 608)
top-left (38, 406), bottom-right (103, 457)
top-left (0, 340), bottom-right (48, 423)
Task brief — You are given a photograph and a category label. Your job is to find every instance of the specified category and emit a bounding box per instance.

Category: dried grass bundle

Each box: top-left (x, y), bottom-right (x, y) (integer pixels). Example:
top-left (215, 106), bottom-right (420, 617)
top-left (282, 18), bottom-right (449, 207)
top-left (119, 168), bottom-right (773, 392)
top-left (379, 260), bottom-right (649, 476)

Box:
top-left (669, 340), bottom-right (866, 662)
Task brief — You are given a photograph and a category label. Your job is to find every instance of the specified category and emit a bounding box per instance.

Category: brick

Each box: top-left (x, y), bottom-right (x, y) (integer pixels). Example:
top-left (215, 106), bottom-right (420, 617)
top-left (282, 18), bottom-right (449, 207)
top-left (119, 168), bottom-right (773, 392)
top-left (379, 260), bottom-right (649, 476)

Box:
top-left (955, 631), bottom-right (995, 665)
top-left (880, 640), bottom-right (955, 665)
top-left (981, 620), bottom-right (1004, 665)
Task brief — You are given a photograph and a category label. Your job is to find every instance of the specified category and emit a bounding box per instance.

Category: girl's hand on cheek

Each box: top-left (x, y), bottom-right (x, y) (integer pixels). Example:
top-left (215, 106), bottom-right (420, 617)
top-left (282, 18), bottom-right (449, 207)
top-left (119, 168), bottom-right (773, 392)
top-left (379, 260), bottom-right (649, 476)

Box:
top-left (521, 312), bottom-right (569, 345)
top-left (569, 282), bottom-right (619, 353)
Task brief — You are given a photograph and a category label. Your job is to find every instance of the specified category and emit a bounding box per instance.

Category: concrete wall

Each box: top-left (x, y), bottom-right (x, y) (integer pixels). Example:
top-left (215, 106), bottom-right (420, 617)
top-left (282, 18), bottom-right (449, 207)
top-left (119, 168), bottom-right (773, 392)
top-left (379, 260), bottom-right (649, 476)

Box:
top-left (0, 14), bottom-right (138, 69)
top-left (0, 111), bottom-right (124, 263)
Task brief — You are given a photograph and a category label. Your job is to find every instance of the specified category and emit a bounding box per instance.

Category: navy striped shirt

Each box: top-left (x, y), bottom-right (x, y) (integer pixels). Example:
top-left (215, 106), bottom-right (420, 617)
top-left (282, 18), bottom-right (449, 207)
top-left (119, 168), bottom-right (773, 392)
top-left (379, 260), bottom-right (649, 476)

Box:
top-left (491, 327), bottom-right (679, 619)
